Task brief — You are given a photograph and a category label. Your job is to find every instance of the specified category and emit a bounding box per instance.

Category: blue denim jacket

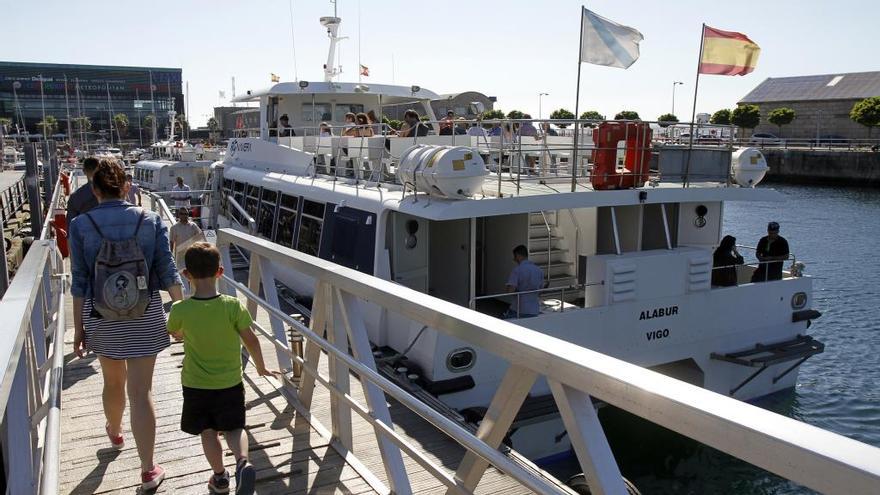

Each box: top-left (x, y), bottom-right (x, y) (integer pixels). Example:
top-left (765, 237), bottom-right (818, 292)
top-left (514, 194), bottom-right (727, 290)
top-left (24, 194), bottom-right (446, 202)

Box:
top-left (69, 200), bottom-right (182, 298)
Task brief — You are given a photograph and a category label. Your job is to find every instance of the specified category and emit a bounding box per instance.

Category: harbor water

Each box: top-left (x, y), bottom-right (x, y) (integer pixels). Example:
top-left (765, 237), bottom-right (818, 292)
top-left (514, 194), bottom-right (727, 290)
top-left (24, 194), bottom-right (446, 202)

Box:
top-left (550, 183), bottom-right (880, 494)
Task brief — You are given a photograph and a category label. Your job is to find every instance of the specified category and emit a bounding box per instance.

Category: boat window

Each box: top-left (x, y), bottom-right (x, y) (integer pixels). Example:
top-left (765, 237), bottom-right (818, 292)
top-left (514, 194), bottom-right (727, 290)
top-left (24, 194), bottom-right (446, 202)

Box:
top-left (333, 104), bottom-right (365, 122)
top-left (302, 103), bottom-right (332, 123)
top-left (297, 200), bottom-right (325, 256)
top-left (245, 184), bottom-right (261, 219)
top-left (258, 189), bottom-right (278, 239)
top-left (274, 194), bottom-right (299, 247)
top-left (232, 181), bottom-right (245, 204)
top-left (321, 207), bottom-right (376, 274)
top-left (220, 179), bottom-right (232, 214)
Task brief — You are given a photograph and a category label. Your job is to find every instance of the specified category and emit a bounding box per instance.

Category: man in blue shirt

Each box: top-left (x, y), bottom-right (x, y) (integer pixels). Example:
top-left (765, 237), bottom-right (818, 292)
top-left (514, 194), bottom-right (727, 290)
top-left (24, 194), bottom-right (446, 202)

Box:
top-left (503, 245), bottom-right (545, 318)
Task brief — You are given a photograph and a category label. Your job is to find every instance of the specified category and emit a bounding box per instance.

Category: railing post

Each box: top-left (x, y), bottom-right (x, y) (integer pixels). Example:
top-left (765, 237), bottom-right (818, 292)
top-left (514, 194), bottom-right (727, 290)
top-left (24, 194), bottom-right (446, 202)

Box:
top-left (24, 144), bottom-right (43, 238)
top-left (549, 380), bottom-right (628, 495)
top-left (257, 257), bottom-right (293, 372)
top-left (334, 288), bottom-right (412, 494)
top-left (325, 282), bottom-right (353, 451)
top-left (450, 365), bottom-right (537, 493)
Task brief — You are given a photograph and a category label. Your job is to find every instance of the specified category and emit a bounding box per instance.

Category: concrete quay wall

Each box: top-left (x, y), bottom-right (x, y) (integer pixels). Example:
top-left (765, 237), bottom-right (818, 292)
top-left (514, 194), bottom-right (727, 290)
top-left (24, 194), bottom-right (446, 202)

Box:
top-left (762, 149), bottom-right (880, 186)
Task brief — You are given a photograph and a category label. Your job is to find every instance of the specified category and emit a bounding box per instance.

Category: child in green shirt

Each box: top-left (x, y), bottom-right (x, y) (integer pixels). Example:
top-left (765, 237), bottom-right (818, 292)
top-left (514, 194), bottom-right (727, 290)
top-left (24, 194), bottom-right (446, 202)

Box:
top-left (167, 242), bottom-right (277, 494)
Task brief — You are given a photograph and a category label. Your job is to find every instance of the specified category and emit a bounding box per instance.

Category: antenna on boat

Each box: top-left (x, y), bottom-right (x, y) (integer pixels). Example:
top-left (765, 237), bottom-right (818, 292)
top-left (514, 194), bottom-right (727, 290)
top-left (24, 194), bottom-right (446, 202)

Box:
top-left (320, 0), bottom-right (346, 82)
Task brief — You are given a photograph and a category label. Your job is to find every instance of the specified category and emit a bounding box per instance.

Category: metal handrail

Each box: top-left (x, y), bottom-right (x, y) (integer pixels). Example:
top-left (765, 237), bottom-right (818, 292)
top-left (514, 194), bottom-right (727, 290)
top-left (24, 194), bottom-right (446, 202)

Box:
top-left (225, 194), bottom-right (256, 234)
top-left (538, 212), bottom-right (552, 284)
top-left (145, 190), bottom-right (177, 226)
top-left (217, 228), bottom-right (880, 495)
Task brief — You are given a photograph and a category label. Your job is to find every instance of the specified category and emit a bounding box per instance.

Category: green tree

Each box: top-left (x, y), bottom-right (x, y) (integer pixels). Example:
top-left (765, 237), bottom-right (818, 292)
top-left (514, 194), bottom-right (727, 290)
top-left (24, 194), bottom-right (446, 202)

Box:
top-left (549, 108), bottom-right (574, 128)
top-left (850, 96), bottom-right (880, 138)
top-left (710, 109), bottom-right (732, 125)
top-left (72, 116), bottom-right (91, 135)
top-left (658, 113), bottom-right (679, 127)
top-left (143, 113), bottom-right (155, 132)
top-left (506, 110), bottom-right (525, 120)
top-left (579, 110), bottom-right (605, 120)
top-left (113, 113), bottom-right (129, 139)
top-left (731, 104), bottom-right (761, 134)
top-left (614, 110), bottom-right (640, 120)
top-left (0, 117), bottom-right (11, 132)
top-left (36, 115), bottom-right (58, 136)
top-left (388, 119), bottom-right (403, 131)
top-left (481, 109), bottom-right (505, 120)
top-left (767, 107), bottom-right (795, 136)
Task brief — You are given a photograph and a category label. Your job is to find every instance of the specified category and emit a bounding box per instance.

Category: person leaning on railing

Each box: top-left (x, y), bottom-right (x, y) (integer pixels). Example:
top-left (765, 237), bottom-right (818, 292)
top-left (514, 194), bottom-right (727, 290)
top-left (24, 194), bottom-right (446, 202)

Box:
top-left (751, 221), bottom-right (790, 283)
top-left (69, 158), bottom-right (183, 491)
top-left (712, 235), bottom-right (744, 287)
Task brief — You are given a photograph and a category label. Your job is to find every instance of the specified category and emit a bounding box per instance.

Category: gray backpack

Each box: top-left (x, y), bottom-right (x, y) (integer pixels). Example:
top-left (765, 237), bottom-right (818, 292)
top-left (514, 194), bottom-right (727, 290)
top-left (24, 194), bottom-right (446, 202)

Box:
top-left (84, 209), bottom-right (151, 320)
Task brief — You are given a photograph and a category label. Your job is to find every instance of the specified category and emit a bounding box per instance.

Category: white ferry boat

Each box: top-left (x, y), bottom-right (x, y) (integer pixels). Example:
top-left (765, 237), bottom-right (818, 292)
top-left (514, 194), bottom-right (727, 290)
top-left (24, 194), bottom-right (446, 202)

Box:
top-left (201, 10), bottom-right (824, 463)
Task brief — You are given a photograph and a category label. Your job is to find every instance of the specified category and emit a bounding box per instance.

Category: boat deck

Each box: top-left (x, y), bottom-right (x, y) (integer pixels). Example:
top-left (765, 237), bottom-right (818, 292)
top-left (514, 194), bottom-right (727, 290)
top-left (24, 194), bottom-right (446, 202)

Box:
top-left (59, 293), bottom-right (533, 494)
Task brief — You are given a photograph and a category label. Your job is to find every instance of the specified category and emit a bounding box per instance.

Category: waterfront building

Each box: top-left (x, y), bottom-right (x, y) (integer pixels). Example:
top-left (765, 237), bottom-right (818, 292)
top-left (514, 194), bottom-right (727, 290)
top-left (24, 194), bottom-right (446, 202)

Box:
top-left (0, 61), bottom-right (182, 141)
top-left (213, 106), bottom-right (260, 139)
top-left (382, 91), bottom-right (496, 121)
top-left (738, 70), bottom-right (880, 140)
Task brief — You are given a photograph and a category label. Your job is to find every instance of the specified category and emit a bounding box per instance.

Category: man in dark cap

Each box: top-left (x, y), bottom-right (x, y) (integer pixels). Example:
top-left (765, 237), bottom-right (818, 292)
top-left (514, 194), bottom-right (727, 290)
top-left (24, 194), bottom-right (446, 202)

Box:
top-left (751, 221), bottom-right (789, 282)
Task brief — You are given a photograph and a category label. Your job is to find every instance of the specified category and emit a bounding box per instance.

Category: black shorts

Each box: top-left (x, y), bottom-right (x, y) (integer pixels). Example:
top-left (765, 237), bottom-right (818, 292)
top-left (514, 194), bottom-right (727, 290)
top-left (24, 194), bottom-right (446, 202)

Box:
top-left (181, 382), bottom-right (246, 435)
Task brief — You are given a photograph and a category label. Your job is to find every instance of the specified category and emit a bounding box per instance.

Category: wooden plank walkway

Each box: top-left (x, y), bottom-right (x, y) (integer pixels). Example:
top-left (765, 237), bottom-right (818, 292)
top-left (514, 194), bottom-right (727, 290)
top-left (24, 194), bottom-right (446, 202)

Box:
top-left (59, 292), bottom-right (536, 494)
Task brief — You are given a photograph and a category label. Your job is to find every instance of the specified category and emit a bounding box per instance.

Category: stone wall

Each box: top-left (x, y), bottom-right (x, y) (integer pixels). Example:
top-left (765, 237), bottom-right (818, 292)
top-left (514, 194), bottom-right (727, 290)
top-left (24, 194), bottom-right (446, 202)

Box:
top-left (748, 99), bottom-right (873, 140)
top-left (762, 149), bottom-right (880, 186)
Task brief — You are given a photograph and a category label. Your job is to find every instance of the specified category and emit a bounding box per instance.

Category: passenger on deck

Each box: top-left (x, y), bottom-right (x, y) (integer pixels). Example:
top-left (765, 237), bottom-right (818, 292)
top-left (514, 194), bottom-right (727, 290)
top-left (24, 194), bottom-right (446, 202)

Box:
top-left (125, 173), bottom-right (142, 206)
top-left (517, 114), bottom-right (539, 138)
top-left (167, 242), bottom-right (276, 495)
top-left (66, 156), bottom-right (100, 221)
top-left (751, 221), bottom-right (790, 282)
top-left (277, 114), bottom-right (295, 137)
top-left (398, 109), bottom-right (430, 138)
top-left (439, 110), bottom-right (455, 135)
top-left (712, 235), bottom-right (744, 287)
top-left (467, 122), bottom-right (488, 137)
top-left (342, 112), bottom-right (359, 137)
top-left (69, 158), bottom-right (183, 492)
top-left (367, 109), bottom-right (382, 134)
top-left (355, 112), bottom-right (374, 137)
top-left (487, 123), bottom-right (502, 137)
top-left (171, 176), bottom-right (192, 210)
top-left (541, 122), bottom-right (558, 137)
top-left (502, 245), bottom-right (545, 319)
top-left (454, 117), bottom-right (468, 135)
top-left (319, 122), bottom-right (333, 137)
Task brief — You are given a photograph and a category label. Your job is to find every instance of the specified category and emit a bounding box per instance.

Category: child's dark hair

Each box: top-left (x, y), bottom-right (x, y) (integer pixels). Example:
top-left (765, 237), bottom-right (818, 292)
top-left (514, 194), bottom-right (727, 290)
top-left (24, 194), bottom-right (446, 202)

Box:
top-left (91, 158), bottom-right (126, 198)
top-left (184, 242), bottom-right (221, 279)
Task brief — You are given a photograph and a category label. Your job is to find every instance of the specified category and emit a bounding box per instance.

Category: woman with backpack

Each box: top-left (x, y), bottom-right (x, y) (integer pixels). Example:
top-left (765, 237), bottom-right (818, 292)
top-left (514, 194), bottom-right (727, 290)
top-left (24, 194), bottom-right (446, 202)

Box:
top-left (69, 158), bottom-right (183, 492)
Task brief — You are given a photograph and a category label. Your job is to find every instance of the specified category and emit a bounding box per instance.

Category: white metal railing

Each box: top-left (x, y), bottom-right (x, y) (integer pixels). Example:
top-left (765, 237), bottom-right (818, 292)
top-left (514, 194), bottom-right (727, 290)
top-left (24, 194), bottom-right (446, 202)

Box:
top-left (225, 194), bottom-right (257, 234)
top-left (0, 181), bottom-right (66, 493)
top-left (216, 228), bottom-right (880, 495)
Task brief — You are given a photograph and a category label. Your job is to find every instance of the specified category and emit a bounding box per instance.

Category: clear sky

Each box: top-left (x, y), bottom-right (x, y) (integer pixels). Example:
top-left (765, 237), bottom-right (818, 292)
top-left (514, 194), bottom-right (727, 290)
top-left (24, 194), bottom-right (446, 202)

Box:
top-left (4, 0), bottom-right (876, 127)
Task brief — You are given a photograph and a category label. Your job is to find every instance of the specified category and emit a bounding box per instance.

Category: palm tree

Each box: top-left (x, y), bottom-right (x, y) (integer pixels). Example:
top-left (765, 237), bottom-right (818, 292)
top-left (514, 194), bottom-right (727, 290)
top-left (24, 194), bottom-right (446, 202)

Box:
top-left (113, 113), bottom-right (129, 139)
top-left (37, 115), bottom-right (59, 137)
top-left (0, 117), bottom-right (11, 132)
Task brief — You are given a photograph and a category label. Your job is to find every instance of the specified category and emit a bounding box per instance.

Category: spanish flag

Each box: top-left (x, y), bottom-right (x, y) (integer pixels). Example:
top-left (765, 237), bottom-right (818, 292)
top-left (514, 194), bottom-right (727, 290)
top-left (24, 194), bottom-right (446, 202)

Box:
top-left (699, 25), bottom-right (760, 76)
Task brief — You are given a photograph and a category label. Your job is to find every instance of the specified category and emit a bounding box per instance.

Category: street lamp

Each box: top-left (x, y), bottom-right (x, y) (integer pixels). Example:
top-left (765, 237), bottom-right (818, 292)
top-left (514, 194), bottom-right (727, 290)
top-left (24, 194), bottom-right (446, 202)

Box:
top-left (538, 92), bottom-right (549, 119)
top-left (671, 81), bottom-right (683, 116)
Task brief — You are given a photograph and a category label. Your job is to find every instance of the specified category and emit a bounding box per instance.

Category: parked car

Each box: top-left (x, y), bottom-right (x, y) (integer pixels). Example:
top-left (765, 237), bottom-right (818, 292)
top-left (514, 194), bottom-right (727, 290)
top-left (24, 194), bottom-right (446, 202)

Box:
top-left (749, 133), bottom-right (784, 146)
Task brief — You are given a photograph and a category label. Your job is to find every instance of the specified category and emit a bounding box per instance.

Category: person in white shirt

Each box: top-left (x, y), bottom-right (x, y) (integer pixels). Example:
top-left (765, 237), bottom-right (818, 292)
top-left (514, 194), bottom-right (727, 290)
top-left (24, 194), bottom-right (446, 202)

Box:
top-left (466, 123), bottom-right (488, 137)
top-left (171, 176), bottom-right (191, 209)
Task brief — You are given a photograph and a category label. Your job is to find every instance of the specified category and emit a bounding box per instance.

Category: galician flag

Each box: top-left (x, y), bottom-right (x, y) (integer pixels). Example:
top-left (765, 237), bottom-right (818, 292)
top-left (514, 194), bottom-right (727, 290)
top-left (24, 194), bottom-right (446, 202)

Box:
top-left (699, 25), bottom-right (761, 76)
top-left (579, 7), bottom-right (644, 69)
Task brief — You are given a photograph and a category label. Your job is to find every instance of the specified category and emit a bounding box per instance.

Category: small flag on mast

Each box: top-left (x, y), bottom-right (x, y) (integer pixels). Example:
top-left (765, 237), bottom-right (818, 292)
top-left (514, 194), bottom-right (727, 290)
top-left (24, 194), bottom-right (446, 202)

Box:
top-left (359, 64), bottom-right (370, 77)
top-left (270, 73), bottom-right (280, 82)
top-left (579, 8), bottom-right (644, 69)
top-left (218, 90), bottom-right (225, 99)
top-left (699, 25), bottom-right (760, 76)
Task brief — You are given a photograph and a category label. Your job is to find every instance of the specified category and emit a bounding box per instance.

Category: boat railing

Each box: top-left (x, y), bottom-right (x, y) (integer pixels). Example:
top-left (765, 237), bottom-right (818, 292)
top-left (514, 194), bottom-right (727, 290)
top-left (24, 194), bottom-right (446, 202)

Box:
top-left (225, 194), bottom-right (256, 234)
top-left (217, 227), bottom-right (880, 494)
top-left (146, 189), bottom-right (212, 225)
top-left (0, 175), bottom-right (28, 226)
top-left (469, 282), bottom-right (594, 316)
top-left (734, 244), bottom-right (802, 278)
top-left (244, 118), bottom-right (742, 197)
top-left (0, 171), bottom-right (67, 494)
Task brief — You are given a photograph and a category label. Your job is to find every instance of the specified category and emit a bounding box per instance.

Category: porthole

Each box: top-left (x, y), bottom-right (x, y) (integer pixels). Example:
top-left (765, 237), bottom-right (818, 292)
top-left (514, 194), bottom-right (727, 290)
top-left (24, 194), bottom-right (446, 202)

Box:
top-left (446, 348), bottom-right (476, 372)
top-left (791, 292), bottom-right (807, 309)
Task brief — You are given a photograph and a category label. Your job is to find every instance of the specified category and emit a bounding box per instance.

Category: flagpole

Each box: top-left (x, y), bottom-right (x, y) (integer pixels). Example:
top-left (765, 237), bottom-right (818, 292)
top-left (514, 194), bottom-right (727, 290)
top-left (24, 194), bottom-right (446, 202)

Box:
top-left (685, 23), bottom-right (706, 187)
top-left (571, 6), bottom-right (585, 193)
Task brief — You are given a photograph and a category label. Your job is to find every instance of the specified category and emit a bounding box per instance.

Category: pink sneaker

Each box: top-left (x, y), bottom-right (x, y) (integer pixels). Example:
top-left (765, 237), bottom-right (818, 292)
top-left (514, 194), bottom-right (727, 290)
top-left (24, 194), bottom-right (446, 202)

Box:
top-left (105, 424), bottom-right (124, 450)
top-left (141, 464), bottom-right (166, 491)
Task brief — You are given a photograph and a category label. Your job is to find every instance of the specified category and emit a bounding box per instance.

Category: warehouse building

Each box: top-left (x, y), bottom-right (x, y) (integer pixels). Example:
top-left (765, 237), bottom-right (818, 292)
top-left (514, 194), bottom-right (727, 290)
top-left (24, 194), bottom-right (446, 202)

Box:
top-left (0, 61), bottom-right (182, 140)
top-left (738, 71), bottom-right (880, 140)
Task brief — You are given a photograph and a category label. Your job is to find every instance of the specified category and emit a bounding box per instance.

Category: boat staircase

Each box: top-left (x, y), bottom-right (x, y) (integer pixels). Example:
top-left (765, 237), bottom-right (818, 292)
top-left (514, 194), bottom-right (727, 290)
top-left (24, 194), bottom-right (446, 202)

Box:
top-left (528, 211), bottom-right (576, 290)
top-left (1, 145), bottom-right (879, 494)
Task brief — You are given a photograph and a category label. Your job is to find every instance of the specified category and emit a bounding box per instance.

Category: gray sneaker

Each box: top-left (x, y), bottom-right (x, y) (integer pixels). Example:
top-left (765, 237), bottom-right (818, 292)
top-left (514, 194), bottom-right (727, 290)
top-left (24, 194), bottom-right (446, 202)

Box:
top-left (235, 458), bottom-right (255, 495)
